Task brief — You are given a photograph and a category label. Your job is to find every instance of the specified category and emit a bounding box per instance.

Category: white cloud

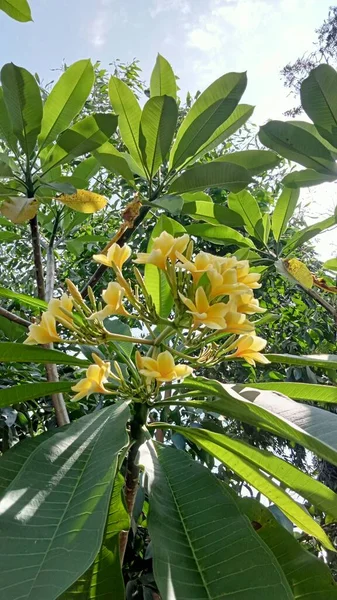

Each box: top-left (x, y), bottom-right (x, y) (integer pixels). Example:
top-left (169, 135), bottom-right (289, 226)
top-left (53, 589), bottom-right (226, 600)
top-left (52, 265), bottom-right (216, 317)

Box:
top-left (88, 0), bottom-right (127, 47)
top-left (150, 0), bottom-right (191, 19)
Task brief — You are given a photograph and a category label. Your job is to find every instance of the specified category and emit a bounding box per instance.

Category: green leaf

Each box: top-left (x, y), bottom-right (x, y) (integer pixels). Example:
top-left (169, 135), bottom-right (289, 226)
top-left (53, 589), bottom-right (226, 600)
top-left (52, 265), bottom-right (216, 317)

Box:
top-left (144, 215), bottom-right (186, 318)
top-left (94, 142), bottom-right (135, 182)
top-left (262, 213), bottom-right (270, 244)
top-left (73, 156), bottom-right (99, 182)
top-left (0, 231), bottom-right (20, 241)
top-left (0, 286), bottom-right (47, 311)
top-left (244, 382), bottom-right (337, 403)
top-left (41, 113), bottom-right (118, 170)
top-left (266, 353), bottom-right (337, 370)
top-left (150, 54), bottom-right (177, 99)
top-left (301, 64), bottom-right (337, 147)
top-left (38, 59), bottom-right (94, 150)
top-left (169, 72), bottom-right (247, 170)
top-left (182, 199), bottom-right (244, 227)
top-left (324, 258), bottom-right (337, 271)
top-left (151, 194), bottom-right (183, 215)
top-left (139, 96), bottom-right (178, 179)
top-left (241, 498), bottom-right (337, 600)
top-left (272, 187), bottom-right (299, 241)
top-left (228, 190), bottom-right (264, 241)
top-left (144, 442), bottom-right (293, 600)
top-left (283, 212), bottom-right (337, 254)
top-left (186, 222), bottom-right (255, 247)
top-left (0, 401), bottom-right (130, 600)
top-left (216, 149), bottom-right (281, 175)
top-left (0, 87), bottom-right (17, 151)
top-left (259, 120), bottom-right (337, 175)
top-left (0, 342), bottom-right (89, 366)
top-left (169, 161), bottom-right (252, 194)
top-left (0, 381), bottom-right (74, 407)
top-left (109, 76), bottom-right (143, 167)
top-left (283, 169), bottom-right (337, 188)
top-left (188, 104), bottom-right (254, 166)
top-left (161, 425), bottom-right (334, 548)
top-left (1, 63), bottom-right (42, 157)
top-left (0, 0), bottom-right (32, 21)
top-left (104, 317), bottom-right (133, 357)
top-left (60, 472), bottom-right (129, 600)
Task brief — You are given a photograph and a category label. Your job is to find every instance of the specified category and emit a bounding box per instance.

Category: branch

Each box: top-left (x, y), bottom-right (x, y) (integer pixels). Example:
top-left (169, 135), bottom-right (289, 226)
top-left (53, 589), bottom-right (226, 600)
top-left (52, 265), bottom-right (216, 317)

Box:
top-left (29, 215), bottom-right (46, 300)
top-left (0, 306), bottom-right (30, 328)
top-left (302, 286), bottom-right (337, 319)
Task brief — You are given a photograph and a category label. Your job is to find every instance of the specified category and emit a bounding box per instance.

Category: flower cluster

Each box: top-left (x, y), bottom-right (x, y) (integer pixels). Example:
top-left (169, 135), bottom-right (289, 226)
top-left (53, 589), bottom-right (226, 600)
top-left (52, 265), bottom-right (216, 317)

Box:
top-left (24, 230), bottom-right (269, 402)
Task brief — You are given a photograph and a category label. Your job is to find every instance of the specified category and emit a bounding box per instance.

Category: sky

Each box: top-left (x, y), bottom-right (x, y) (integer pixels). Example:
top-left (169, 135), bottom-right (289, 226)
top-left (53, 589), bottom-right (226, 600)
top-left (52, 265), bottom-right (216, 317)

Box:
top-left (0, 0), bottom-right (336, 258)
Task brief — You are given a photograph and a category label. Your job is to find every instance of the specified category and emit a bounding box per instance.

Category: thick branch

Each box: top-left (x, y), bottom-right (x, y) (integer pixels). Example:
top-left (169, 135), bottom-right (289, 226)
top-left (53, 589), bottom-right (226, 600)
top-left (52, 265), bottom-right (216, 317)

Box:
top-left (302, 286), bottom-right (337, 319)
top-left (29, 215), bottom-right (46, 300)
top-left (0, 306), bottom-right (30, 328)
top-left (81, 206), bottom-right (150, 297)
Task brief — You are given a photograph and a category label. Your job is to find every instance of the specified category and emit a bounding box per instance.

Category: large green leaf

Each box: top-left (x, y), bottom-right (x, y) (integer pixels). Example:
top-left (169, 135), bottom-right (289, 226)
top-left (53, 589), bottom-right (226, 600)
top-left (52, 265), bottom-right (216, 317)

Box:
top-left (324, 258), bottom-right (337, 271)
top-left (144, 442), bottom-right (292, 600)
top-left (283, 168), bottom-right (337, 188)
top-left (164, 377), bottom-right (337, 467)
top-left (41, 113), bottom-right (118, 171)
top-left (38, 60), bottom-right (94, 150)
top-left (94, 142), bottom-right (134, 182)
top-left (144, 215), bottom-right (185, 318)
top-left (241, 499), bottom-right (337, 600)
top-left (169, 161), bottom-right (252, 194)
top-left (0, 0), bottom-right (31, 21)
top-left (0, 342), bottom-right (89, 366)
top-left (272, 187), bottom-right (300, 241)
top-left (182, 199), bottom-right (244, 227)
top-left (245, 382), bottom-right (337, 403)
top-left (169, 72), bottom-right (247, 170)
top-left (60, 472), bottom-right (128, 600)
top-left (0, 87), bottom-right (18, 152)
top-left (301, 64), bottom-right (337, 147)
top-left (0, 381), bottom-right (73, 407)
top-left (216, 149), bottom-right (281, 175)
top-left (282, 211), bottom-right (337, 254)
top-left (73, 156), bottom-right (99, 182)
top-left (186, 222), bottom-right (256, 247)
top-left (164, 424), bottom-right (337, 532)
top-left (1, 63), bottom-right (42, 157)
top-left (0, 286), bottom-right (47, 310)
top-left (259, 120), bottom-right (337, 175)
top-left (139, 95), bottom-right (178, 179)
top-left (109, 76), bottom-right (143, 167)
top-left (228, 190), bottom-right (264, 241)
top-left (150, 54), bottom-right (177, 99)
top-left (266, 353), bottom-right (337, 370)
top-left (0, 401), bottom-right (130, 600)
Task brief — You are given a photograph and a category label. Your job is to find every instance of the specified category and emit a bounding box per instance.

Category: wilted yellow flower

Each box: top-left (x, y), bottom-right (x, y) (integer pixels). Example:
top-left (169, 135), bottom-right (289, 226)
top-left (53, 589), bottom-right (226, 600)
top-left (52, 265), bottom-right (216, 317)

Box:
top-left (89, 282), bottom-right (130, 321)
top-left (71, 353), bottom-right (113, 401)
top-left (179, 287), bottom-right (228, 329)
top-left (227, 334), bottom-right (269, 366)
top-left (134, 231), bottom-right (189, 270)
top-left (135, 350), bottom-right (193, 382)
top-left (24, 312), bottom-right (62, 345)
top-left (0, 196), bottom-right (38, 224)
top-left (235, 261), bottom-right (261, 290)
top-left (232, 292), bottom-right (266, 315)
top-left (47, 293), bottom-right (73, 324)
top-left (57, 189), bottom-right (107, 214)
top-left (93, 243), bottom-right (131, 269)
top-left (208, 268), bottom-right (248, 299)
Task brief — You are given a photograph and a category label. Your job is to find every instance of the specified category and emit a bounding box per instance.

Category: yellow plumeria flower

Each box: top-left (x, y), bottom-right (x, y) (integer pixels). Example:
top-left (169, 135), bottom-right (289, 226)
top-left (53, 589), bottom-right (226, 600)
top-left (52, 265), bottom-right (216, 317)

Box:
top-left (47, 293), bottom-right (74, 324)
top-left (93, 243), bottom-right (131, 269)
top-left (222, 306), bottom-right (255, 335)
top-left (176, 251), bottom-right (220, 283)
top-left (71, 354), bottom-right (113, 401)
top-left (134, 231), bottom-right (189, 270)
top-left (179, 287), bottom-right (228, 329)
top-left (136, 350), bottom-right (193, 382)
top-left (24, 312), bottom-right (62, 345)
top-left (232, 292), bottom-right (266, 315)
top-left (235, 261), bottom-right (261, 290)
top-left (227, 334), bottom-right (269, 366)
top-left (89, 282), bottom-right (130, 321)
top-left (208, 268), bottom-right (248, 299)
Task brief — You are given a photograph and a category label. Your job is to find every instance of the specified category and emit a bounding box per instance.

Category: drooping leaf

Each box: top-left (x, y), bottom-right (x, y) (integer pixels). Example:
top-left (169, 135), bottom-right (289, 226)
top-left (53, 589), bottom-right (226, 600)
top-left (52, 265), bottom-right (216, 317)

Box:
top-left (0, 401), bottom-right (130, 600)
top-left (139, 95), bottom-right (178, 178)
top-left (282, 211), bottom-right (337, 254)
top-left (228, 190), bottom-right (264, 241)
top-left (0, 196), bottom-right (38, 223)
top-left (245, 382), bottom-right (337, 403)
top-left (216, 149), bottom-right (281, 175)
top-left (38, 59), bottom-right (94, 150)
top-left (0, 381), bottom-right (73, 408)
top-left (109, 76), bottom-right (143, 167)
top-left (56, 189), bottom-right (107, 214)
top-left (182, 199), bottom-right (244, 227)
top-left (186, 222), bottom-right (255, 247)
top-left (0, 0), bottom-right (32, 21)
top-left (169, 161), bottom-right (252, 194)
top-left (301, 64), bottom-right (337, 147)
top-left (241, 499), bottom-right (337, 600)
top-left (169, 72), bottom-right (247, 170)
top-left (143, 442), bottom-right (293, 600)
top-left (0, 342), bottom-right (89, 366)
top-left (94, 142), bottom-right (135, 182)
top-left (272, 187), bottom-right (300, 241)
top-left (0, 287), bottom-right (47, 310)
top-left (1, 63), bottom-right (42, 157)
top-left (283, 168), bottom-right (337, 188)
top-left (150, 54), bottom-right (177, 99)
top-left (259, 120), bottom-right (337, 175)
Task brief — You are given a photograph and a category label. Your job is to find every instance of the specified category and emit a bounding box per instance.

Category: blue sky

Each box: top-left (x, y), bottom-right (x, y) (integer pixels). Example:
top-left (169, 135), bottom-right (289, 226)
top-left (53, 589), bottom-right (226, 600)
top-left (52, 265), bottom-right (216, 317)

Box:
top-left (0, 0), bottom-right (336, 257)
